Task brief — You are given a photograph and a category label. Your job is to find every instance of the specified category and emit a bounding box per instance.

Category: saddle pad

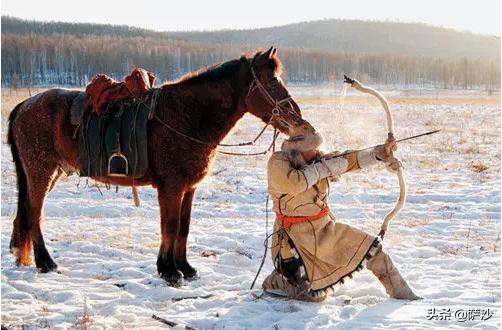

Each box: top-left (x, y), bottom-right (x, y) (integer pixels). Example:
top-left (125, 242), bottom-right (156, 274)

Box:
top-left (70, 92), bottom-right (88, 126)
top-left (78, 99), bottom-right (150, 179)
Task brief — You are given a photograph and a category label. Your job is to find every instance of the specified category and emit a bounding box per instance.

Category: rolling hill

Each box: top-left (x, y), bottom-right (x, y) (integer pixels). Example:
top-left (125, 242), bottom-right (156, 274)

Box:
top-left (171, 19), bottom-right (500, 60)
top-left (3, 16), bottom-right (500, 60)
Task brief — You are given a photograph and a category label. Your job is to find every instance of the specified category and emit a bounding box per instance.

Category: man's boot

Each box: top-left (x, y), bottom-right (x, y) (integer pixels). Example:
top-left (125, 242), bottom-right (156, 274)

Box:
top-left (262, 270), bottom-right (327, 302)
top-left (366, 245), bottom-right (422, 300)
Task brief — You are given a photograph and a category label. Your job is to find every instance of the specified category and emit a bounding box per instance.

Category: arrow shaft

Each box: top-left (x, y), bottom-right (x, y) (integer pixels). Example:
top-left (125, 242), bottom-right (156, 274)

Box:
top-left (325, 129), bottom-right (440, 160)
top-left (394, 129), bottom-right (440, 144)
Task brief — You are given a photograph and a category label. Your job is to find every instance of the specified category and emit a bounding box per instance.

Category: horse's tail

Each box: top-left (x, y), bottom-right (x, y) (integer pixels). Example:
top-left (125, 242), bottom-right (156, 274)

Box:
top-left (8, 102), bottom-right (30, 236)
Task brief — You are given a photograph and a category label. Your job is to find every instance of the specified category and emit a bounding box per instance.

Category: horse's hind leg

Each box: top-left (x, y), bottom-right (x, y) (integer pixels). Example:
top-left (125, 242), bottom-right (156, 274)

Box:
top-left (175, 189), bottom-right (198, 279)
top-left (16, 159), bottom-right (60, 273)
top-left (8, 92), bottom-right (66, 273)
top-left (28, 164), bottom-right (61, 272)
top-left (10, 215), bottom-right (32, 266)
top-left (10, 162), bottom-right (59, 272)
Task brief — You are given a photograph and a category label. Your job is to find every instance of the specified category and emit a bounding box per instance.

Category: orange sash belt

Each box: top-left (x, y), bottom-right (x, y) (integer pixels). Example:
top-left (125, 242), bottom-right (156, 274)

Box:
top-left (276, 207), bottom-right (330, 229)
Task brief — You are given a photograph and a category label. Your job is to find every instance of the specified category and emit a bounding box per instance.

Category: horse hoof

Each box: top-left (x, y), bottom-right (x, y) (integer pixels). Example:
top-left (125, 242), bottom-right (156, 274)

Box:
top-left (184, 270), bottom-right (199, 281)
top-left (161, 270), bottom-right (183, 287)
top-left (15, 257), bottom-right (33, 267)
top-left (178, 262), bottom-right (198, 280)
top-left (38, 259), bottom-right (58, 273)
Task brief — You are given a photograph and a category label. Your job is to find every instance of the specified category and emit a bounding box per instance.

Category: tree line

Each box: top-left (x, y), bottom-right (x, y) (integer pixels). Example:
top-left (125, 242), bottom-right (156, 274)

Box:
top-left (1, 32), bottom-right (500, 91)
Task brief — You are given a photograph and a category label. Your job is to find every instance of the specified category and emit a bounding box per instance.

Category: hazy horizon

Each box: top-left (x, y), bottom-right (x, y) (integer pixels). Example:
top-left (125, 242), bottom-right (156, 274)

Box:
top-left (2, 0), bottom-right (500, 36)
top-left (3, 15), bottom-right (500, 38)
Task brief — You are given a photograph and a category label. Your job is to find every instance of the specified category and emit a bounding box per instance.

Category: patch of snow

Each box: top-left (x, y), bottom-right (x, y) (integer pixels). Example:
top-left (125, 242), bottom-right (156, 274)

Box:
top-left (1, 89), bottom-right (500, 329)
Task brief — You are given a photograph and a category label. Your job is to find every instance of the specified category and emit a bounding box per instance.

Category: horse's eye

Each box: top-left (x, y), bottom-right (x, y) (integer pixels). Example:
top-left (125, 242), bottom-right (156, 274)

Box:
top-left (270, 78), bottom-right (282, 91)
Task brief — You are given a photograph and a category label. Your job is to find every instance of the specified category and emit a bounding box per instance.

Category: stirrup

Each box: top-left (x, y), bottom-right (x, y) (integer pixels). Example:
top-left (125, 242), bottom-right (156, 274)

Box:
top-left (107, 151), bottom-right (129, 177)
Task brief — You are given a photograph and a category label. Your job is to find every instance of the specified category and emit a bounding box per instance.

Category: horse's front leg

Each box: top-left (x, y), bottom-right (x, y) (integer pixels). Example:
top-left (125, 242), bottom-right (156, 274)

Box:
top-left (156, 184), bottom-right (184, 286)
top-left (175, 189), bottom-right (197, 279)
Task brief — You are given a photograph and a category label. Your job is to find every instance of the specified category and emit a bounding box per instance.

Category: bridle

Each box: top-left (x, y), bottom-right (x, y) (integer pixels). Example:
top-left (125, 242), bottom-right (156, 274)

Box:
top-left (153, 58), bottom-right (305, 156)
top-left (245, 59), bottom-right (303, 131)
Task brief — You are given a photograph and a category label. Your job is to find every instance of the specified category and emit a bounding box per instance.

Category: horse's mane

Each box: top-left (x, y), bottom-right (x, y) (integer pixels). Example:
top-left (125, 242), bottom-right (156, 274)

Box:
top-left (162, 50), bottom-right (283, 87)
top-left (177, 58), bottom-right (243, 84)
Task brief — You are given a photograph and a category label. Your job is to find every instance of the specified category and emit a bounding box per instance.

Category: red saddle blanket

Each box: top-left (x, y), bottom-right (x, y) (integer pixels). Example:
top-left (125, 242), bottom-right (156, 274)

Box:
top-left (85, 68), bottom-right (156, 114)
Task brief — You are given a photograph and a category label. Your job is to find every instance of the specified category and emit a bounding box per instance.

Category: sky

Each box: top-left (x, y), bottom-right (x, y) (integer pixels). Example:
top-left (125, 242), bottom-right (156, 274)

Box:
top-left (1, 0), bottom-right (500, 35)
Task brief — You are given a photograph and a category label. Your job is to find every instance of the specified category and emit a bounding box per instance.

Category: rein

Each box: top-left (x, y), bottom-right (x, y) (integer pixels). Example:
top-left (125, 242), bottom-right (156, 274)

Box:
top-left (218, 129), bottom-right (280, 156)
top-left (153, 112), bottom-right (270, 148)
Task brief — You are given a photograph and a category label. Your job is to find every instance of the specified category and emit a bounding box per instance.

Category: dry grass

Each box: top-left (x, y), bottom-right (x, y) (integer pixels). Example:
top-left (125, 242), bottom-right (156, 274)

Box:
top-left (467, 161), bottom-right (489, 173)
top-left (2, 87), bottom-right (499, 176)
top-left (292, 93), bottom-right (500, 108)
top-left (76, 295), bottom-right (93, 330)
top-left (3, 88), bottom-right (499, 121)
top-left (404, 218), bottom-right (431, 228)
top-left (1, 88), bottom-right (44, 119)
top-left (441, 245), bottom-right (464, 256)
top-left (417, 158), bottom-right (440, 169)
top-left (201, 250), bottom-right (217, 257)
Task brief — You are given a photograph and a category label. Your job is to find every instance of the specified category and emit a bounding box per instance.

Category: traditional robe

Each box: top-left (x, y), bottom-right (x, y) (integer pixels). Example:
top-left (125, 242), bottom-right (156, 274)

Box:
top-left (267, 151), bottom-right (378, 291)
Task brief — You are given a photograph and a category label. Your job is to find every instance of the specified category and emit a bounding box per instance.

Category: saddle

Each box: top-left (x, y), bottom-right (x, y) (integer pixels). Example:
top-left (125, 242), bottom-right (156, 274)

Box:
top-left (70, 68), bottom-right (158, 180)
top-left (85, 68), bottom-right (156, 114)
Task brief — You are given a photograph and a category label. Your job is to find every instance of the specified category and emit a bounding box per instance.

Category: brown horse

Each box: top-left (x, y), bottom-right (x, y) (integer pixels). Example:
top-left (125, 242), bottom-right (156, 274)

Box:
top-left (7, 47), bottom-right (305, 286)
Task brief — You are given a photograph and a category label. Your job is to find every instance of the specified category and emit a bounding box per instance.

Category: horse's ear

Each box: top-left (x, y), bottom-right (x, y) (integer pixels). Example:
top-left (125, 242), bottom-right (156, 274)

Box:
top-left (264, 46), bottom-right (274, 59)
top-left (253, 46), bottom-right (276, 65)
top-left (270, 47), bottom-right (277, 58)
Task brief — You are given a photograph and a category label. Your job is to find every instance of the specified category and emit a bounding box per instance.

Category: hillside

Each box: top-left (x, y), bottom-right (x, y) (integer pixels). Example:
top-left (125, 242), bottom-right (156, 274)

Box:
top-left (3, 16), bottom-right (499, 60)
top-left (171, 19), bottom-right (500, 60)
top-left (1, 16), bottom-right (170, 40)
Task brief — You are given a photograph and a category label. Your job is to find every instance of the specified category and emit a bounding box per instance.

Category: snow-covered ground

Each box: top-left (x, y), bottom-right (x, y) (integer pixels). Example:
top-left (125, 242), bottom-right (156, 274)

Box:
top-left (1, 87), bottom-right (500, 329)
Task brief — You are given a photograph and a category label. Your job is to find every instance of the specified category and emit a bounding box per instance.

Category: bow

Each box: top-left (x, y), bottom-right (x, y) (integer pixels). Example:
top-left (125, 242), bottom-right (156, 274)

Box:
top-left (344, 75), bottom-right (406, 239)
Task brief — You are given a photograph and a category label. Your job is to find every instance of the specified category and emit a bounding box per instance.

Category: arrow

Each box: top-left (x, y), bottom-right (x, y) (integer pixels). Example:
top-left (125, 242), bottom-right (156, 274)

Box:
top-left (324, 129), bottom-right (441, 160)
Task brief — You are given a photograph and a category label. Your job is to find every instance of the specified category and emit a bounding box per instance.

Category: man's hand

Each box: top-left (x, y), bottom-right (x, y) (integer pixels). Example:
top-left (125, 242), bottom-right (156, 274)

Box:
top-left (374, 140), bottom-right (397, 162)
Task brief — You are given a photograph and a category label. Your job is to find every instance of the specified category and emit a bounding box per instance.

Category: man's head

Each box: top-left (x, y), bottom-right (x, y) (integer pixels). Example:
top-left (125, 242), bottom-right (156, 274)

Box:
top-left (281, 120), bottom-right (323, 164)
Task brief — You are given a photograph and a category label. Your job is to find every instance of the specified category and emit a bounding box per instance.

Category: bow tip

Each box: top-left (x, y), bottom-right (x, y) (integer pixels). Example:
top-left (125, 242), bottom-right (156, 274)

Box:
top-left (343, 75), bottom-right (355, 85)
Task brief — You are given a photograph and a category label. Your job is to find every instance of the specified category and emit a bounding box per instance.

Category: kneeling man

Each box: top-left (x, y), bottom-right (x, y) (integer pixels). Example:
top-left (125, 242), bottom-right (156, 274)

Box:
top-left (263, 122), bottom-right (421, 302)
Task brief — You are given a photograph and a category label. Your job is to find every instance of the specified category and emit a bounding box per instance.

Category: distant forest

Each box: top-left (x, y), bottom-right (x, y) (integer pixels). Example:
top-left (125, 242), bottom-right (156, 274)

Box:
top-left (1, 17), bottom-right (500, 90)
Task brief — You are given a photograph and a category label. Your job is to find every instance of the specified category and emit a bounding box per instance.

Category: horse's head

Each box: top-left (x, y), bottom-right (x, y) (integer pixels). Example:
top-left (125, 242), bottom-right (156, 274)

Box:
top-left (243, 47), bottom-right (306, 136)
